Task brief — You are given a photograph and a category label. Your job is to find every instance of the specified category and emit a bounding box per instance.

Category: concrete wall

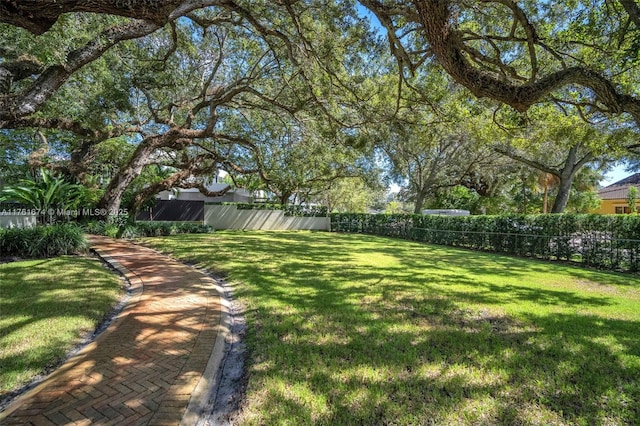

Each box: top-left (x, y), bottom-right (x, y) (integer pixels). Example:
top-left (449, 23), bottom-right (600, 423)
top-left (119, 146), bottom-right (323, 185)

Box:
top-left (0, 214), bottom-right (37, 228)
top-left (204, 205), bottom-right (329, 230)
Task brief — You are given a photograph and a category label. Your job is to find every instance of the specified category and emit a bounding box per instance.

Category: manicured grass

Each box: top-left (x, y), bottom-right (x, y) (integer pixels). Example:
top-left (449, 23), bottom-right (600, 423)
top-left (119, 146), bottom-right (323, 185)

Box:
top-left (143, 231), bottom-right (640, 425)
top-left (0, 256), bottom-right (122, 398)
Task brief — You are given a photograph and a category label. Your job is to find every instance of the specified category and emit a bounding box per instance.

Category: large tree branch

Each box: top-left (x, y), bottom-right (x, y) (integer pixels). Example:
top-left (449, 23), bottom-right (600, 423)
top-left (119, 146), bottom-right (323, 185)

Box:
top-left (0, 19), bottom-right (161, 121)
top-left (618, 0), bottom-right (640, 27)
top-left (493, 145), bottom-right (559, 176)
top-left (0, 0), bottom-right (185, 34)
top-left (0, 1), bottom-right (229, 122)
top-left (129, 157), bottom-right (231, 210)
top-left (407, 0), bottom-right (640, 126)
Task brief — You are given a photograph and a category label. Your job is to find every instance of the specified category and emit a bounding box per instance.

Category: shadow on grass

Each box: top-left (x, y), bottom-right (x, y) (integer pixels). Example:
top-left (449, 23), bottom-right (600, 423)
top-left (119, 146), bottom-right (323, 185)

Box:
top-left (144, 231), bottom-right (640, 424)
top-left (0, 257), bottom-right (121, 399)
top-left (1, 245), bottom-right (223, 424)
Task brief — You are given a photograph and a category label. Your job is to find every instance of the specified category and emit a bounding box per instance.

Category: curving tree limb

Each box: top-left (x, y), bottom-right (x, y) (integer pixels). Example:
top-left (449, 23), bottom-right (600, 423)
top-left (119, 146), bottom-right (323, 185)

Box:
top-left (408, 0), bottom-right (640, 126)
top-left (0, 0), bottom-right (185, 34)
top-left (0, 1), bottom-right (227, 123)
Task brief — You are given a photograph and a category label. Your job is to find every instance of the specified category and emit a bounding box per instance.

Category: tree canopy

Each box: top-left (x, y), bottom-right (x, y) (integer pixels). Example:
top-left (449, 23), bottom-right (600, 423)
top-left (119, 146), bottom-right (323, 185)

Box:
top-left (2, 1), bottom-right (639, 215)
top-left (364, 0), bottom-right (640, 127)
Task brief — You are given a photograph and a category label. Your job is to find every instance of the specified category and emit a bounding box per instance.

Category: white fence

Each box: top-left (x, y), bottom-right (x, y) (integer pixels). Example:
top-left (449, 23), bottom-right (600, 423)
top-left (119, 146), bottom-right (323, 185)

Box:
top-left (204, 205), bottom-right (329, 231)
top-left (0, 214), bottom-right (37, 228)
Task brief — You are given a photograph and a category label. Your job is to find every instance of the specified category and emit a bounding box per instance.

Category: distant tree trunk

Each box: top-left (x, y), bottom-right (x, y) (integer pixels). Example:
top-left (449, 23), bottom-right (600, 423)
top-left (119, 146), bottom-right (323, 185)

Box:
top-left (278, 192), bottom-right (292, 205)
top-left (497, 144), bottom-right (592, 214)
top-left (550, 146), bottom-right (585, 214)
top-left (413, 189), bottom-right (428, 214)
top-left (520, 174), bottom-right (529, 213)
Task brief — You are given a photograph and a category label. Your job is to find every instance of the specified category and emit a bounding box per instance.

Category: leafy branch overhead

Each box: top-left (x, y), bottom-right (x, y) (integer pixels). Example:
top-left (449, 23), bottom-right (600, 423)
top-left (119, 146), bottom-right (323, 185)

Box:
top-left (1, 1), bottom-right (381, 216)
top-left (0, 0), bottom-right (186, 34)
top-left (364, 0), bottom-right (640, 126)
top-left (3, 1), bottom-right (640, 126)
top-left (2, 1), bottom-right (640, 216)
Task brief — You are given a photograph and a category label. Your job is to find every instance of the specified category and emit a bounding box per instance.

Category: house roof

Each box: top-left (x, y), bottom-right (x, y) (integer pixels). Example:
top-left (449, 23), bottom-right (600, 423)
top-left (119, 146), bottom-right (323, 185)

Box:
top-left (599, 186), bottom-right (634, 200)
top-left (604, 172), bottom-right (640, 188)
top-left (598, 173), bottom-right (640, 200)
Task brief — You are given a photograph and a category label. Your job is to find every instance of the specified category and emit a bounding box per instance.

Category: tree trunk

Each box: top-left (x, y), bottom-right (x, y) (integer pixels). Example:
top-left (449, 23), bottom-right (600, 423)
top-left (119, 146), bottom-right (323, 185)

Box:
top-left (279, 192), bottom-right (292, 205)
top-left (97, 142), bottom-right (155, 219)
top-left (413, 190), bottom-right (427, 214)
top-left (551, 177), bottom-right (572, 213)
top-left (550, 145), bottom-right (584, 213)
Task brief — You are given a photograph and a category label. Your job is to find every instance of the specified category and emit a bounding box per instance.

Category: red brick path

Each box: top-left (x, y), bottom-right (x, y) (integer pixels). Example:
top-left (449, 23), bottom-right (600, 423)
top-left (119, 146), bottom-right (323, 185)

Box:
top-left (0, 236), bottom-right (222, 425)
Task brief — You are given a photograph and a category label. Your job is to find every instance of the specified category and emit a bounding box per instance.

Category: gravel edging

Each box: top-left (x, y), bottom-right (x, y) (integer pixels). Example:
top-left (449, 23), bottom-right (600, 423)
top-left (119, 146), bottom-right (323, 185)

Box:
top-left (193, 270), bottom-right (247, 426)
top-left (127, 241), bottom-right (248, 426)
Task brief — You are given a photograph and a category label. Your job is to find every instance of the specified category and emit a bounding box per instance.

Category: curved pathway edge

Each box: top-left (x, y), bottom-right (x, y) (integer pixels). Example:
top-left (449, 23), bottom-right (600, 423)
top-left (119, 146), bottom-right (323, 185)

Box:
top-left (0, 235), bottom-right (231, 426)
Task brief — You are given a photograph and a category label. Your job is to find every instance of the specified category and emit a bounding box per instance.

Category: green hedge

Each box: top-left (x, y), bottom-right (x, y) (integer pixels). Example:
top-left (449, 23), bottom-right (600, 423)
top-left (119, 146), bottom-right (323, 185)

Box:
top-left (84, 221), bottom-right (212, 238)
top-left (0, 223), bottom-right (87, 258)
top-left (331, 213), bottom-right (640, 273)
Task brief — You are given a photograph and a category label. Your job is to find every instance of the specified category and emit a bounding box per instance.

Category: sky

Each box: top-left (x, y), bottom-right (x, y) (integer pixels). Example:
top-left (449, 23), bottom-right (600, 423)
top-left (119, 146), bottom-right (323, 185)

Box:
top-left (600, 163), bottom-right (630, 187)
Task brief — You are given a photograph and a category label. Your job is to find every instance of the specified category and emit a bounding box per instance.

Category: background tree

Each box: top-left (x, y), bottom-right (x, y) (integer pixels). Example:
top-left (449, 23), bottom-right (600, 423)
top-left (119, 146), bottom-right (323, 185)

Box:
top-left (233, 115), bottom-right (378, 205)
top-left (379, 83), bottom-right (498, 214)
top-left (313, 177), bottom-right (384, 213)
top-left (363, 0), bottom-right (640, 129)
top-left (493, 105), bottom-right (634, 213)
top-left (425, 185), bottom-right (481, 213)
top-left (628, 186), bottom-right (639, 214)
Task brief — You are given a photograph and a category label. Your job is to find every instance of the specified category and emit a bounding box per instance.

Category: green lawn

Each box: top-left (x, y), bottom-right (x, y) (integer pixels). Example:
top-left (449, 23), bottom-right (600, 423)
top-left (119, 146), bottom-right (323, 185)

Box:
top-left (143, 231), bottom-right (640, 425)
top-left (0, 256), bottom-right (122, 398)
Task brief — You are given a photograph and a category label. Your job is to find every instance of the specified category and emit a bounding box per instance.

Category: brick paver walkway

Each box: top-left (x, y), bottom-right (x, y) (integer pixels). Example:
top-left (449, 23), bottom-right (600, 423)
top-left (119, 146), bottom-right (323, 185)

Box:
top-left (0, 236), bottom-right (224, 425)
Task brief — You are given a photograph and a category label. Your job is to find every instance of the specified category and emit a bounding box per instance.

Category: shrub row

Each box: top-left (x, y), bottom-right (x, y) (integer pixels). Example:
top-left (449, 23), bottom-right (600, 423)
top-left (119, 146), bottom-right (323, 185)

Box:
top-left (208, 202), bottom-right (328, 217)
top-left (331, 213), bottom-right (640, 273)
top-left (0, 223), bottom-right (87, 258)
top-left (284, 204), bottom-right (328, 217)
top-left (84, 221), bottom-right (212, 238)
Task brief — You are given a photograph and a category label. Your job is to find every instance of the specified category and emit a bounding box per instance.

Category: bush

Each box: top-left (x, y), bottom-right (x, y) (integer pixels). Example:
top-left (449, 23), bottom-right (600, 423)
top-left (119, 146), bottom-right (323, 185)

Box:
top-left (331, 213), bottom-right (640, 273)
top-left (82, 221), bottom-right (212, 238)
top-left (0, 223), bottom-right (87, 258)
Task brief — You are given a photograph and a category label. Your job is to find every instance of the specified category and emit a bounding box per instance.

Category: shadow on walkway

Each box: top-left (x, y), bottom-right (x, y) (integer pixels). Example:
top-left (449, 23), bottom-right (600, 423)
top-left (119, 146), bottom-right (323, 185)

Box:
top-left (0, 235), bottom-right (226, 425)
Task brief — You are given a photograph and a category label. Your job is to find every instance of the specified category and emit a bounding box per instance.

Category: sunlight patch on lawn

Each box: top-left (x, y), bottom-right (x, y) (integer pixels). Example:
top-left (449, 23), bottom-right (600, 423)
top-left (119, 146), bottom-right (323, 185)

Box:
top-left (0, 257), bottom-right (121, 396)
top-left (142, 231), bottom-right (640, 425)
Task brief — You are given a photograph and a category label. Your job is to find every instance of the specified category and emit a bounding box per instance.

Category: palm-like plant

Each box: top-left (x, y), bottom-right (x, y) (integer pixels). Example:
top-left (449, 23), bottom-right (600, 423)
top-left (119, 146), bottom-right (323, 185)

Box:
top-left (538, 172), bottom-right (560, 214)
top-left (0, 169), bottom-right (84, 224)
